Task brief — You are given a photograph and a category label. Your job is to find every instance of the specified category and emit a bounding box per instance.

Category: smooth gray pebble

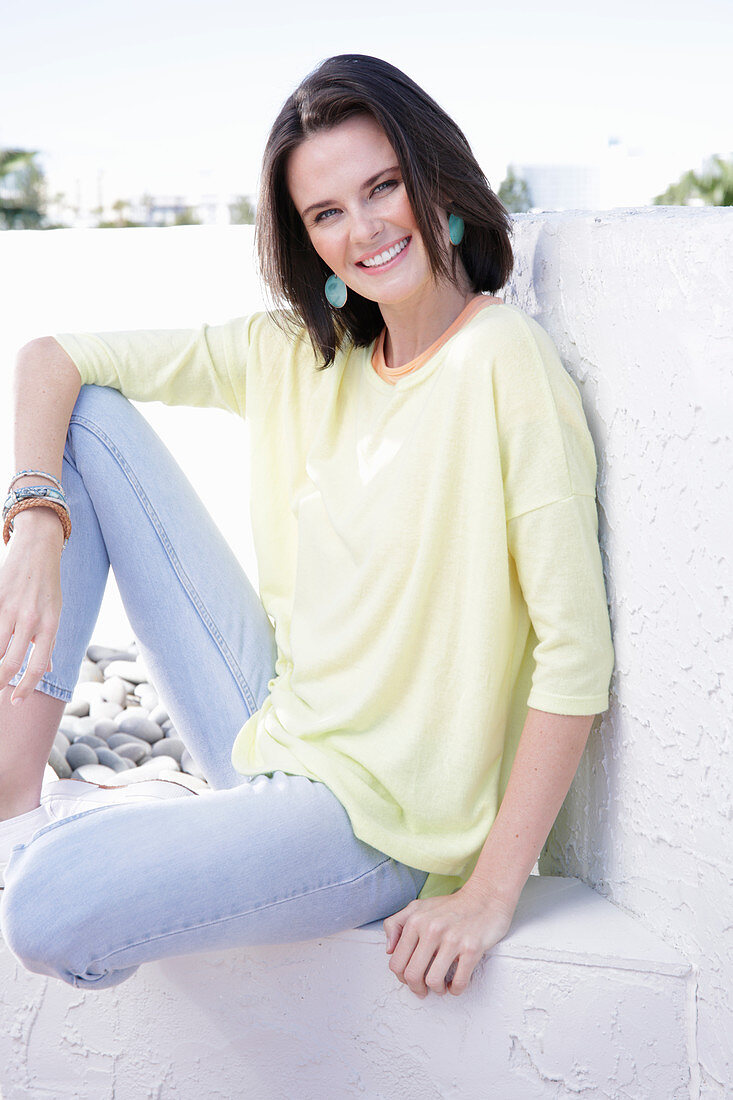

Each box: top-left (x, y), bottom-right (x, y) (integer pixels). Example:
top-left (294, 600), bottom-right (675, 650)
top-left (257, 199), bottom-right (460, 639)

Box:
top-left (151, 738), bottom-right (185, 763)
top-left (116, 742), bottom-right (150, 764)
top-left (180, 750), bottom-right (205, 778)
top-left (48, 745), bottom-right (72, 779)
top-left (86, 645), bottom-right (136, 664)
top-left (107, 732), bottom-right (148, 751)
top-left (79, 659), bottom-right (104, 683)
top-left (64, 700), bottom-right (89, 718)
top-left (74, 716), bottom-right (101, 737)
top-left (73, 734), bottom-right (107, 750)
top-left (93, 719), bottom-right (118, 741)
top-left (116, 715), bottom-right (164, 744)
top-left (96, 748), bottom-right (129, 772)
top-left (105, 659), bottom-right (148, 685)
top-left (66, 743), bottom-right (99, 769)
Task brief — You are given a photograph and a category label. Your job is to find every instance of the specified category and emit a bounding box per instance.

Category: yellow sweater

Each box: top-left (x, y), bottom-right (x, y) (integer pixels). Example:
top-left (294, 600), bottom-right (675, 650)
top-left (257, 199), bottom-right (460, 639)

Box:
top-left (56, 301), bottom-right (614, 900)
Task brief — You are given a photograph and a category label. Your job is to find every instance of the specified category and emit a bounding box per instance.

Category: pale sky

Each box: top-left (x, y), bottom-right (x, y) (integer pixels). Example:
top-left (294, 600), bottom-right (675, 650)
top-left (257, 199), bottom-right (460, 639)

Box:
top-left (2, 0), bottom-right (731, 210)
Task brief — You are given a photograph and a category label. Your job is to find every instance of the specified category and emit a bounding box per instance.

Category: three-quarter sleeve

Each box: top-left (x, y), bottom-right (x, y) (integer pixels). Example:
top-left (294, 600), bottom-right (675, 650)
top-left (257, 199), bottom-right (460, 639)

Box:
top-left (493, 310), bottom-right (614, 713)
top-left (53, 315), bottom-right (255, 418)
top-left (507, 494), bottom-right (615, 714)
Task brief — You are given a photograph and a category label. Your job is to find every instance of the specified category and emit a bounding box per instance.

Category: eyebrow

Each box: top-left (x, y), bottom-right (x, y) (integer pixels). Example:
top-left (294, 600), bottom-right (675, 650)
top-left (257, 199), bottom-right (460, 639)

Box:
top-left (301, 165), bottom-right (401, 220)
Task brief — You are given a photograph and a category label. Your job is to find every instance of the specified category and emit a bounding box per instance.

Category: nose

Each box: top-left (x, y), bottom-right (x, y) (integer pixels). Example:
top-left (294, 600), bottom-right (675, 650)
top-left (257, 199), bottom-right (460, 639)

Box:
top-left (350, 204), bottom-right (383, 246)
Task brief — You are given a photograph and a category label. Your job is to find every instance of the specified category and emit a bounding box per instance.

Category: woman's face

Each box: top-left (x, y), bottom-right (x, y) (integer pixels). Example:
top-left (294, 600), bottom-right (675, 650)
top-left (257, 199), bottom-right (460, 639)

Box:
top-left (287, 114), bottom-right (444, 310)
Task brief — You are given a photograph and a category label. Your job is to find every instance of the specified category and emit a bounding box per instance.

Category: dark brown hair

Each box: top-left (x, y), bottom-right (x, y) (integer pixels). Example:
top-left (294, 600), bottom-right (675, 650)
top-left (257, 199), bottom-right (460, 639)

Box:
top-left (257, 54), bottom-right (514, 367)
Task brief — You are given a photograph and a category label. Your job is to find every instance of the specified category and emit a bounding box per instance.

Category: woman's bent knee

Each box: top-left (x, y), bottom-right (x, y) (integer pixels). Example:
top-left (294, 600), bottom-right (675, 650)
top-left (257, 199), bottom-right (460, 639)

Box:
top-left (0, 825), bottom-right (136, 989)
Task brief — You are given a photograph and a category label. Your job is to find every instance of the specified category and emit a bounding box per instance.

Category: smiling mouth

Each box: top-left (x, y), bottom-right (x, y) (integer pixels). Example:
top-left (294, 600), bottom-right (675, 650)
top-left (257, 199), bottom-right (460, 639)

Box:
top-left (357, 236), bottom-right (411, 269)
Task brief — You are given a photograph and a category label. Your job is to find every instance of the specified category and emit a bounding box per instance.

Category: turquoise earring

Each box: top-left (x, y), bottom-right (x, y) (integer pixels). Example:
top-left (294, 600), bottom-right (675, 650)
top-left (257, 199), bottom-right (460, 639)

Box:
top-left (325, 273), bottom-right (347, 308)
top-left (448, 213), bottom-right (465, 246)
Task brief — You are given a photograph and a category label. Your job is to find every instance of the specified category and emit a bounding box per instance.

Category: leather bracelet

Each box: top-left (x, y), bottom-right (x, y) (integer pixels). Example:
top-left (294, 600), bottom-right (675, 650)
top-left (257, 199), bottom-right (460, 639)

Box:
top-left (3, 498), bottom-right (72, 549)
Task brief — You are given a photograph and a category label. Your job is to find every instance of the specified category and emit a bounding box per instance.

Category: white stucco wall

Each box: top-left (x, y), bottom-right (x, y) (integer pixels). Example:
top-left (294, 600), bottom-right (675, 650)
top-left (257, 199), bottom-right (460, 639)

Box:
top-left (0, 876), bottom-right (695, 1099)
top-left (507, 207), bottom-right (733, 1098)
top-left (1, 210), bottom-right (731, 1094)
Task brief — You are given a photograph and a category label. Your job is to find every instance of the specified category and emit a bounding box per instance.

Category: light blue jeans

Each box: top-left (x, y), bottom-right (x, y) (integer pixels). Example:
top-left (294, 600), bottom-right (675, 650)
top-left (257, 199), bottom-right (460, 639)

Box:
top-left (0, 384), bottom-right (428, 989)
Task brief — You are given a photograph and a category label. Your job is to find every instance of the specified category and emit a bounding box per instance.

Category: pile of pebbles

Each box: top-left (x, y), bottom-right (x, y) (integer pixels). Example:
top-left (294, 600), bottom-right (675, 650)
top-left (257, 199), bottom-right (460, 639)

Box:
top-left (48, 642), bottom-right (209, 792)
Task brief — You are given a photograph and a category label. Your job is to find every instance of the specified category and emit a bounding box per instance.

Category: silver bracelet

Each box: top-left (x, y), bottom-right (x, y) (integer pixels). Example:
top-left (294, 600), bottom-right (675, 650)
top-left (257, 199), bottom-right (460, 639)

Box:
top-left (8, 469), bottom-right (64, 493)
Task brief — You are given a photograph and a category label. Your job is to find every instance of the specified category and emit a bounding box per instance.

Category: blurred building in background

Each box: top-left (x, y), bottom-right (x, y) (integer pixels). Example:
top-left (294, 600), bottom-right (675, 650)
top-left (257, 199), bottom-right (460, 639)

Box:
top-left (514, 138), bottom-right (710, 212)
top-left (4, 138), bottom-right (729, 229)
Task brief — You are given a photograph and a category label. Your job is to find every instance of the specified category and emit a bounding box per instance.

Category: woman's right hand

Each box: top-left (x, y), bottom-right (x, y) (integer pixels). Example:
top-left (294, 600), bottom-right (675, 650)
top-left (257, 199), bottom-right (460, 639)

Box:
top-left (0, 510), bottom-right (64, 706)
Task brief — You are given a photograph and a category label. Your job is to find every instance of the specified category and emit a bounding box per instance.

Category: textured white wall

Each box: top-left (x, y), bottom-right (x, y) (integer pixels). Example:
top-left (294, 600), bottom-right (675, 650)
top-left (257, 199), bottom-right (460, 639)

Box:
top-left (507, 207), bottom-right (733, 1098)
top-left (0, 876), bottom-right (695, 1099)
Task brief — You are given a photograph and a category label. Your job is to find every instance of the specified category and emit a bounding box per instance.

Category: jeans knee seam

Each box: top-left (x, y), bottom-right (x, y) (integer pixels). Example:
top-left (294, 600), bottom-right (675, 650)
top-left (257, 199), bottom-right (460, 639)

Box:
top-left (68, 412), bottom-right (259, 715)
top-left (83, 855), bottom-right (394, 973)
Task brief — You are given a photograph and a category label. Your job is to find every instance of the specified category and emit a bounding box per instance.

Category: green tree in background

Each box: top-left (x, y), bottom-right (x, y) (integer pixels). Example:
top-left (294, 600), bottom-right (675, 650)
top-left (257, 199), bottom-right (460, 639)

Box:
top-left (173, 206), bottom-right (202, 226)
top-left (96, 198), bottom-right (147, 228)
top-left (229, 195), bottom-right (256, 224)
top-left (0, 149), bottom-right (47, 228)
top-left (497, 166), bottom-right (533, 213)
top-left (653, 154), bottom-right (733, 206)
top-left (95, 197), bottom-right (202, 227)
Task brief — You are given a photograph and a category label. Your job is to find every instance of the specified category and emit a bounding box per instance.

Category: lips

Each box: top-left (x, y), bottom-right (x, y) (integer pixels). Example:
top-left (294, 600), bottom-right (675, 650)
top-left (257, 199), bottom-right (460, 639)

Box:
top-left (357, 236), bottom-right (411, 269)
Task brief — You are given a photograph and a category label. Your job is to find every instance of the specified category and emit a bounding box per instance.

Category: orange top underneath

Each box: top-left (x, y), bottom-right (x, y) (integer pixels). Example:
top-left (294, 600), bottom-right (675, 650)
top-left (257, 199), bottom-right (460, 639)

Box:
top-left (372, 295), bottom-right (503, 383)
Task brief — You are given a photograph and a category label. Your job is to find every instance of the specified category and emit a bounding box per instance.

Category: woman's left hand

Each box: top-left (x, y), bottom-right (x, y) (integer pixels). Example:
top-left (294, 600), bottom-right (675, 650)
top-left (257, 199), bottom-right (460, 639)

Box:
top-left (383, 884), bottom-right (515, 999)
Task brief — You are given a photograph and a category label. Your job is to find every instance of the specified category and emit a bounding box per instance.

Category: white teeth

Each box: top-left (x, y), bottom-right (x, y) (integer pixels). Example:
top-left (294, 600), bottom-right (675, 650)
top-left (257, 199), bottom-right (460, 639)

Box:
top-left (361, 237), bottom-right (408, 268)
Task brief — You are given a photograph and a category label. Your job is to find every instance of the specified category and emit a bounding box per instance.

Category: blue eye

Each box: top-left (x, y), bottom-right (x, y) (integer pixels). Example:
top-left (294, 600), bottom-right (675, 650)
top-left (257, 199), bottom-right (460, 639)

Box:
top-left (314, 208), bottom-right (339, 224)
top-left (372, 179), bottom-right (398, 196)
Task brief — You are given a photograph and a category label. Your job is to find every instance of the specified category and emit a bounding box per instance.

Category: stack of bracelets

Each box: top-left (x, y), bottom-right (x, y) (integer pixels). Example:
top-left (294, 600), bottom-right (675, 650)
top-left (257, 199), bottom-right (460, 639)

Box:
top-left (2, 469), bottom-right (72, 552)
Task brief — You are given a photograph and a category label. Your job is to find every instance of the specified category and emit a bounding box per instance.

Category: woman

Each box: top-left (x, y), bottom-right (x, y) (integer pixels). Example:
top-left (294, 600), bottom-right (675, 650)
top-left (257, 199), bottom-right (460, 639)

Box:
top-left (0, 55), bottom-right (614, 999)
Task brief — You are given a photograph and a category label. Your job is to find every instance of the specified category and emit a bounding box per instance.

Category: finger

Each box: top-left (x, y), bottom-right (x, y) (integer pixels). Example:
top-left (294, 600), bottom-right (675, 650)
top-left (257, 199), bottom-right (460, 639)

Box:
top-left (387, 924), bottom-right (420, 986)
top-left (383, 917), bottom-right (397, 953)
top-left (447, 950), bottom-right (482, 997)
top-left (403, 939), bottom-right (441, 998)
top-left (0, 621), bottom-right (17, 689)
top-left (0, 627), bottom-right (31, 697)
top-left (384, 902), bottom-right (414, 953)
top-left (0, 623), bottom-right (14, 686)
top-left (424, 944), bottom-right (460, 996)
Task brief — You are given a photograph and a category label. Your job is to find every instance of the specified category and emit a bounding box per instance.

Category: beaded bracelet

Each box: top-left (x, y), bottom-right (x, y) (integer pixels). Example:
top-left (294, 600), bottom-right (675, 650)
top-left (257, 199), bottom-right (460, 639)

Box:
top-left (4, 471), bottom-right (71, 551)
top-left (8, 469), bottom-right (64, 493)
top-left (3, 498), bottom-right (72, 549)
top-left (2, 485), bottom-right (68, 520)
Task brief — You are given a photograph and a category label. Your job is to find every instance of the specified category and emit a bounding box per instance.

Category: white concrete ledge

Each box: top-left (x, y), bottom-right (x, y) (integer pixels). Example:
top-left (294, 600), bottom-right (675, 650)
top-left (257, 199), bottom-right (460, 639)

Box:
top-left (1, 875), bottom-right (696, 1099)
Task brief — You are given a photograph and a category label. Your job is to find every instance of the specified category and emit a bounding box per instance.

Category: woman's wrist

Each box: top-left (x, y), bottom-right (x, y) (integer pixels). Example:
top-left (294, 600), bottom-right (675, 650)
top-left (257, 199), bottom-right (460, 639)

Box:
top-left (460, 871), bottom-right (524, 916)
top-left (10, 506), bottom-right (66, 549)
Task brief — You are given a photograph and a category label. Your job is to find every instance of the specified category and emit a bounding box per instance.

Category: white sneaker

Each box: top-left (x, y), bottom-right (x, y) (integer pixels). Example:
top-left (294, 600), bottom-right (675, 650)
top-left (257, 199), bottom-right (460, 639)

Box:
top-left (41, 777), bottom-right (198, 822)
top-left (0, 779), bottom-right (197, 888)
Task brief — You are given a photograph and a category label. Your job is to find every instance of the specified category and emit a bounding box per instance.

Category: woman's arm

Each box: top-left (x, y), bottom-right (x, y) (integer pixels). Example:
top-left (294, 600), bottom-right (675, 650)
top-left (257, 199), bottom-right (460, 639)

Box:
top-left (2, 314), bottom-right (265, 700)
top-left (11, 337), bottom-right (82, 495)
top-left (0, 338), bottom-right (82, 704)
top-left (383, 706), bottom-right (596, 998)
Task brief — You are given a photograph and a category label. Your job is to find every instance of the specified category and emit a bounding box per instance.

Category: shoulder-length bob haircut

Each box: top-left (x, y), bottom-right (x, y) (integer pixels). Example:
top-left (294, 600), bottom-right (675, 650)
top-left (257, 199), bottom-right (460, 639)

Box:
top-left (257, 53), bottom-right (514, 368)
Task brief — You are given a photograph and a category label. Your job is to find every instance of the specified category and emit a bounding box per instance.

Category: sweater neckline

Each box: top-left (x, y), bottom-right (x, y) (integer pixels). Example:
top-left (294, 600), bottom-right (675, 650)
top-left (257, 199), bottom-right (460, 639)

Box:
top-left (368, 295), bottom-right (504, 392)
